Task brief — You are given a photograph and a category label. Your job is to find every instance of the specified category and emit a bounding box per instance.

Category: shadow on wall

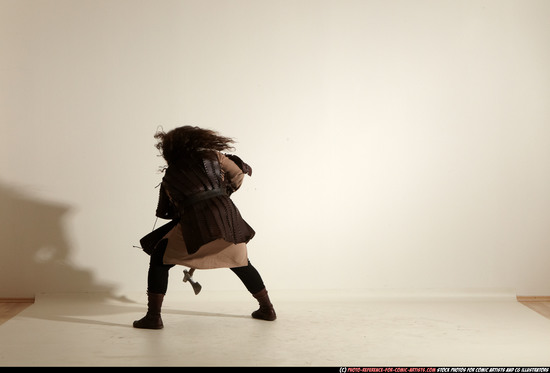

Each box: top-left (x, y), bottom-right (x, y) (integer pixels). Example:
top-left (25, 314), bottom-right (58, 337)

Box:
top-left (0, 180), bottom-right (116, 298)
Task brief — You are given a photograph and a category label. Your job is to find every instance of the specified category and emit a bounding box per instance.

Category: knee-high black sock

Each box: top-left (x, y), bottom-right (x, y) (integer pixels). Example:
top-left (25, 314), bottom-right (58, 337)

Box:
top-left (230, 260), bottom-right (266, 294)
top-left (147, 240), bottom-right (174, 295)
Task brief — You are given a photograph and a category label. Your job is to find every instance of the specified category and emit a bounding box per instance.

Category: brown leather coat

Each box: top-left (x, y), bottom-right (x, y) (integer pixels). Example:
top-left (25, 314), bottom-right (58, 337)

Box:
top-left (150, 151), bottom-right (255, 269)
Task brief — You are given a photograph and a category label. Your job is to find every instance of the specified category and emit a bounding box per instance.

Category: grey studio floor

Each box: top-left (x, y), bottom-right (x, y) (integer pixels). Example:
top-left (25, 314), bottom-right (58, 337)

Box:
top-left (1, 288), bottom-right (550, 367)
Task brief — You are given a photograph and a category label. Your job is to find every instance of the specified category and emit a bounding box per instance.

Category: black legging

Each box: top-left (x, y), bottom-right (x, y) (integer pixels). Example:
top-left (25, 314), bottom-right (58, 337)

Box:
top-left (147, 240), bottom-right (265, 295)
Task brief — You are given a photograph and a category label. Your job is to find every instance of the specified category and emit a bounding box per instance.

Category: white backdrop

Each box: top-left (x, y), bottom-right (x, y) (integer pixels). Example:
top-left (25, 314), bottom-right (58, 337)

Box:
top-left (1, 0), bottom-right (550, 298)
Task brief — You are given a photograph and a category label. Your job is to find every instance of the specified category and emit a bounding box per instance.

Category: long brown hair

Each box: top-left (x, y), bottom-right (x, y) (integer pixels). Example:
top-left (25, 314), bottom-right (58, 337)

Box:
top-left (154, 126), bottom-right (235, 165)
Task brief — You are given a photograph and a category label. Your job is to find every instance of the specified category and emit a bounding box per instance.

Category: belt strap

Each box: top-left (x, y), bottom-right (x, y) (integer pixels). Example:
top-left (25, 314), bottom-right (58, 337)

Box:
top-left (183, 188), bottom-right (226, 207)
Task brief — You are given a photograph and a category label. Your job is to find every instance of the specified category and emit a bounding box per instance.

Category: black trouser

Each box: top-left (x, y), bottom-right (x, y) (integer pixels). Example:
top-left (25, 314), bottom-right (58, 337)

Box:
top-left (147, 240), bottom-right (266, 295)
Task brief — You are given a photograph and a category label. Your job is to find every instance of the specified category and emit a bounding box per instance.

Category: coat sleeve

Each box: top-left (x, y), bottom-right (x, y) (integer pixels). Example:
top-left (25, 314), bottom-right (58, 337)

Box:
top-left (225, 154), bottom-right (252, 176)
top-left (218, 153), bottom-right (251, 194)
top-left (155, 184), bottom-right (178, 219)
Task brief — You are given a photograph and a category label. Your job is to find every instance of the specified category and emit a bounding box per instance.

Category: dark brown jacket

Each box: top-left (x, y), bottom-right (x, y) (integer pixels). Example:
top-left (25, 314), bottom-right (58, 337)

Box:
top-left (143, 151), bottom-right (255, 269)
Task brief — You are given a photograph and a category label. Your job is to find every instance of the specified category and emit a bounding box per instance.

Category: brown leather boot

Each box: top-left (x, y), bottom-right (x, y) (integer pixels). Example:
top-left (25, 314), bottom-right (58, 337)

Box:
top-left (252, 288), bottom-right (276, 321)
top-left (133, 293), bottom-right (164, 329)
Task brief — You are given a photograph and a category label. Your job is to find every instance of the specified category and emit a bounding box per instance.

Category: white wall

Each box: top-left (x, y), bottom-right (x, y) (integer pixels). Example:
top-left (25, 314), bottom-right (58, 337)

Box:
top-left (1, 0), bottom-right (550, 298)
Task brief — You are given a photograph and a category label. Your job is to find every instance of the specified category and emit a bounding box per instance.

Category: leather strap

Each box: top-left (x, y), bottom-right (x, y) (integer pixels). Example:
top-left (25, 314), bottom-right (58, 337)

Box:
top-left (183, 188), bottom-right (226, 207)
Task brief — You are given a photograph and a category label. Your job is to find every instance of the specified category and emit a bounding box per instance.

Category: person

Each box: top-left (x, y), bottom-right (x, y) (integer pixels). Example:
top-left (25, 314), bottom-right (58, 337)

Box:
top-left (133, 126), bottom-right (276, 329)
